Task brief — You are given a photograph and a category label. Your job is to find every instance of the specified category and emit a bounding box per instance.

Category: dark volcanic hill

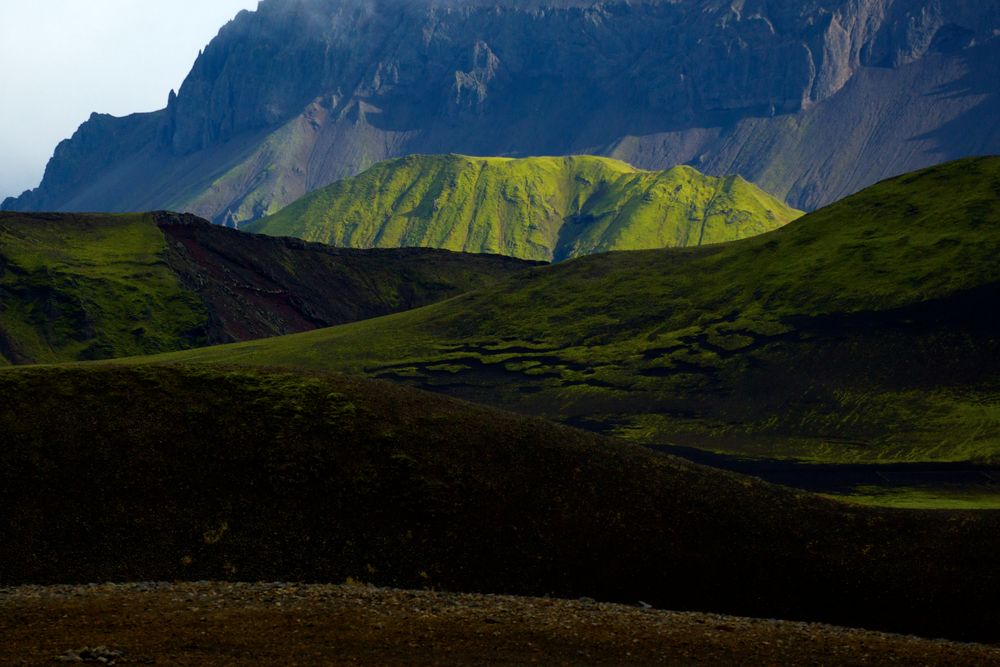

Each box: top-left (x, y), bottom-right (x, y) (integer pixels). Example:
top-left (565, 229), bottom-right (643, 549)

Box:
top-left (0, 211), bottom-right (535, 364)
top-left (4, 364), bottom-right (1000, 643)
top-left (3, 0), bottom-right (999, 223)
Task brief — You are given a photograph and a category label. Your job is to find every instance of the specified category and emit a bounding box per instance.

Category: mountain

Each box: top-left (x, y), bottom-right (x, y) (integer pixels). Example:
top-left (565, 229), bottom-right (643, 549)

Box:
top-left (247, 154), bottom-right (801, 261)
top-left (4, 0), bottom-right (998, 223)
top-left (0, 211), bottom-right (535, 364)
top-left (4, 363), bottom-right (1000, 644)
top-left (151, 157), bottom-right (1000, 464)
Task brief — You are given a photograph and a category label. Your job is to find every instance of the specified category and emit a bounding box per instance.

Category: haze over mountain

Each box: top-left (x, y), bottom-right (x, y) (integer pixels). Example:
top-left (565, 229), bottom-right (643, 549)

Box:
top-left (3, 0), bottom-right (998, 225)
top-left (0, 0), bottom-right (257, 200)
top-left (248, 155), bottom-right (801, 261)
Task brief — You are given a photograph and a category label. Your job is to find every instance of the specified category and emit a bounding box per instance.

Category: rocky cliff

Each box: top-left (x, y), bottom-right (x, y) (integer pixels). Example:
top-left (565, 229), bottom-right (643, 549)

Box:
top-left (4, 0), bottom-right (999, 222)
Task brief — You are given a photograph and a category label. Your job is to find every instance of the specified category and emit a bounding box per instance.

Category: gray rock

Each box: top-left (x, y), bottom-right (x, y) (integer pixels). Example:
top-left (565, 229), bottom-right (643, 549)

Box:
top-left (55, 647), bottom-right (124, 664)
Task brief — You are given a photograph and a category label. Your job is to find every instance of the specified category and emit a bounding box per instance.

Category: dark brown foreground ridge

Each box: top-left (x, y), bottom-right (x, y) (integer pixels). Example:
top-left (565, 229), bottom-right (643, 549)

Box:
top-left (2, 582), bottom-right (999, 666)
top-left (4, 365), bottom-right (1000, 644)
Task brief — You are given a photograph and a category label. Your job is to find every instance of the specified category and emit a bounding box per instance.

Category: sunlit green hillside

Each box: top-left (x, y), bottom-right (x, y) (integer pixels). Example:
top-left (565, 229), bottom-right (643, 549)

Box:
top-left (248, 155), bottom-right (802, 261)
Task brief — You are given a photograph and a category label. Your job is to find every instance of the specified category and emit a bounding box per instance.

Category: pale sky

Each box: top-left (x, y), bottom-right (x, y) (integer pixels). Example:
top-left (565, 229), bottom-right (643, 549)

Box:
top-left (0, 0), bottom-right (260, 200)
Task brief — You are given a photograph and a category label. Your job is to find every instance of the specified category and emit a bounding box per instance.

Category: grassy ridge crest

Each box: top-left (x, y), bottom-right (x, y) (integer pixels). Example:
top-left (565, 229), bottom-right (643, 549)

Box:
top-left (248, 154), bottom-right (802, 261)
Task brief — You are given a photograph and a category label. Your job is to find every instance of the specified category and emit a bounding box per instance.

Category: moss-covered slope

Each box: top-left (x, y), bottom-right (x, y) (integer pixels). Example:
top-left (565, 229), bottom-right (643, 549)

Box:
top-left (247, 155), bottom-right (802, 261)
top-left (0, 213), bottom-right (207, 364)
top-left (0, 212), bottom-right (536, 364)
top-left (154, 157), bottom-right (1000, 464)
top-left (4, 364), bottom-right (1000, 643)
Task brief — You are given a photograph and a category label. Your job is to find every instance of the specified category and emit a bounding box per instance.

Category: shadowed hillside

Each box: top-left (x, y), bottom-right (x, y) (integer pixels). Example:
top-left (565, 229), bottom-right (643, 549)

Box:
top-left (2, 364), bottom-right (1000, 644)
top-left (0, 211), bottom-right (536, 364)
top-left (248, 155), bottom-right (801, 261)
top-left (150, 158), bottom-right (1000, 464)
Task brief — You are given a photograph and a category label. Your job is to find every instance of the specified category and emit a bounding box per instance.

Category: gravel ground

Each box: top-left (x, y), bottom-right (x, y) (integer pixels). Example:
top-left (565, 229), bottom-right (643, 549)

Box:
top-left (1, 582), bottom-right (998, 665)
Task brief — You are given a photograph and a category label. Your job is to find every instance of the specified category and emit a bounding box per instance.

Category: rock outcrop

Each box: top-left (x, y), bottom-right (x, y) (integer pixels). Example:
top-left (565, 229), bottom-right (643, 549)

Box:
top-left (4, 0), bottom-right (999, 222)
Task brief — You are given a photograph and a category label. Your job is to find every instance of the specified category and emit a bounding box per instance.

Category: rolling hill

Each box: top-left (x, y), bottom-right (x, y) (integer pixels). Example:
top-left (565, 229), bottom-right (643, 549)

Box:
top-left (246, 155), bottom-right (802, 261)
top-left (3, 363), bottom-right (1000, 644)
top-left (0, 211), bottom-right (535, 364)
top-left (148, 157), bottom-right (1000, 464)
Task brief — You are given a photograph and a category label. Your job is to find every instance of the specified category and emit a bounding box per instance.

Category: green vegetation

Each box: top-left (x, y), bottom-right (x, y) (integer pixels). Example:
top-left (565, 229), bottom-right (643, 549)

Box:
top-left (0, 212), bottom-right (535, 364)
top-left (248, 154), bottom-right (802, 261)
top-left (151, 157), bottom-right (1000, 465)
top-left (0, 213), bottom-right (208, 364)
top-left (4, 364), bottom-right (1000, 644)
top-left (836, 486), bottom-right (1000, 510)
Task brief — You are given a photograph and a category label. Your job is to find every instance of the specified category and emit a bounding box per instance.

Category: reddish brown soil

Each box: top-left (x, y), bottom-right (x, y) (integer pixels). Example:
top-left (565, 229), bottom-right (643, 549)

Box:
top-left (2, 583), bottom-right (997, 666)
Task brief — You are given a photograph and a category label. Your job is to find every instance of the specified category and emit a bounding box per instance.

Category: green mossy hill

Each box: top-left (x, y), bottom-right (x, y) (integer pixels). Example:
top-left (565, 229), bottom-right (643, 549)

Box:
top-left (247, 155), bottom-right (802, 261)
top-left (0, 213), bottom-right (207, 364)
top-left (155, 157), bottom-right (1000, 464)
top-left (3, 364), bottom-right (1000, 643)
top-left (0, 212), bottom-right (536, 364)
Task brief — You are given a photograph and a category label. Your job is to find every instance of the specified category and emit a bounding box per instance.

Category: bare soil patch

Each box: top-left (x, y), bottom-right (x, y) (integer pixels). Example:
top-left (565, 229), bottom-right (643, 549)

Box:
top-left (2, 583), bottom-right (997, 666)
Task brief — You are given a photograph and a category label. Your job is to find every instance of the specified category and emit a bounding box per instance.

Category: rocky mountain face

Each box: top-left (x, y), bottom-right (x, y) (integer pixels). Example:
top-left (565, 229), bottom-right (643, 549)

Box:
top-left (4, 0), bottom-right (999, 223)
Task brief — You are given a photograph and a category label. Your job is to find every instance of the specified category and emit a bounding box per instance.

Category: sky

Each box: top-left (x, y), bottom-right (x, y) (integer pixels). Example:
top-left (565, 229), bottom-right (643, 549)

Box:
top-left (0, 0), bottom-right (260, 201)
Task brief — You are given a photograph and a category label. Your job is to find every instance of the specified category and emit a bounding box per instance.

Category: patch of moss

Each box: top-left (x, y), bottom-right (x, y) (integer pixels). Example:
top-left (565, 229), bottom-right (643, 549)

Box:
top-left (833, 486), bottom-right (1000, 510)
